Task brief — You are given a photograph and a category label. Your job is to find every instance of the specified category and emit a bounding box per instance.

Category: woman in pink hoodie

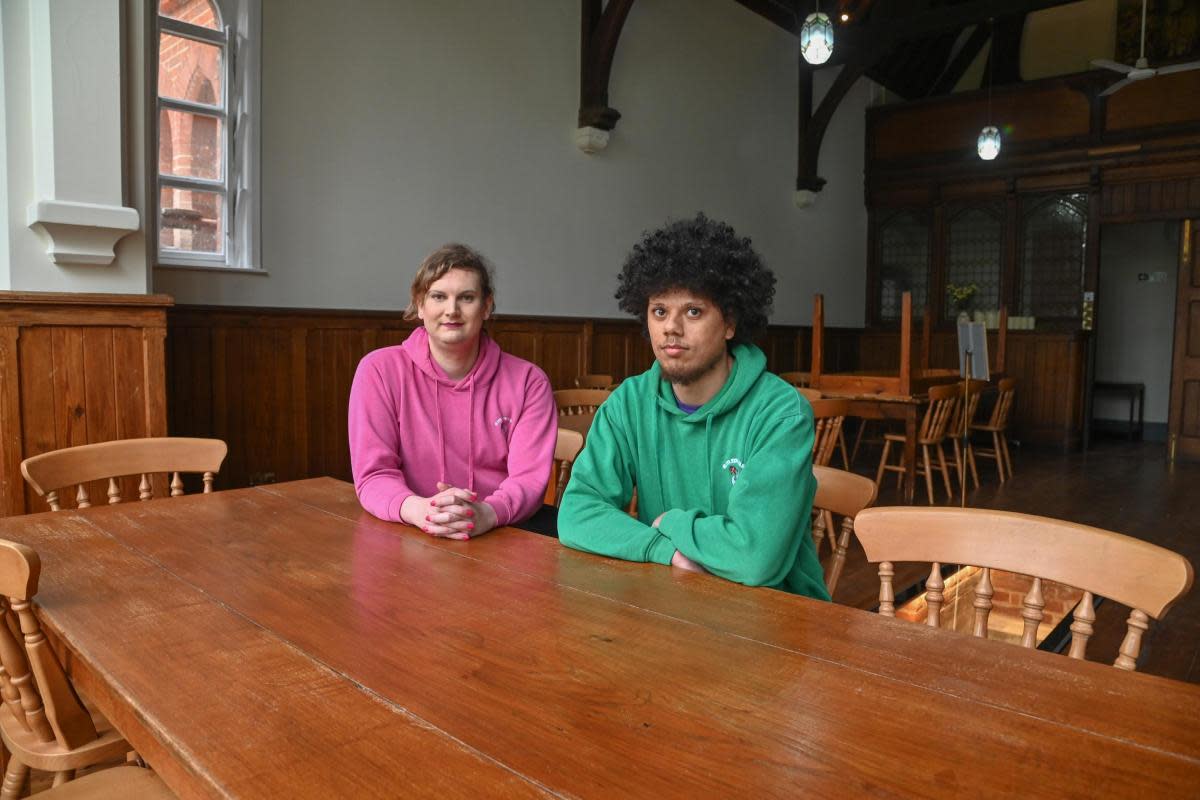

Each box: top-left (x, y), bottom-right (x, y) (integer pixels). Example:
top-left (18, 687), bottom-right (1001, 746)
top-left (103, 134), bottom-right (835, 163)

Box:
top-left (348, 244), bottom-right (557, 539)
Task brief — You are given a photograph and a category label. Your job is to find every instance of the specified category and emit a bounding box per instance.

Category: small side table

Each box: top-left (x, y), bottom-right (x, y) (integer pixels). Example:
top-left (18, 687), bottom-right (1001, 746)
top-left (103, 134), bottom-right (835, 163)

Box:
top-left (1092, 381), bottom-right (1145, 440)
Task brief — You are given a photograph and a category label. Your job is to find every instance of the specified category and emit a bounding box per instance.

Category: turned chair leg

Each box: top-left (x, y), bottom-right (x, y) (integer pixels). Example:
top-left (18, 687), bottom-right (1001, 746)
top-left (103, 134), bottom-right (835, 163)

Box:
top-left (1, 758), bottom-right (28, 800)
top-left (936, 443), bottom-right (952, 499)
top-left (1000, 434), bottom-right (1014, 480)
top-left (922, 444), bottom-right (935, 505)
top-left (967, 441), bottom-right (979, 488)
top-left (875, 439), bottom-right (892, 486)
top-left (992, 431), bottom-right (1005, 483)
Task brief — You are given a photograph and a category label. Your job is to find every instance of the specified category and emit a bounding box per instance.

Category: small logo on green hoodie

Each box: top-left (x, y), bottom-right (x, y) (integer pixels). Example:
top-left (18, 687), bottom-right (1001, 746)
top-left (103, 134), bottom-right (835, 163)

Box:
top-left (721, 457), bottom-right (745, 485)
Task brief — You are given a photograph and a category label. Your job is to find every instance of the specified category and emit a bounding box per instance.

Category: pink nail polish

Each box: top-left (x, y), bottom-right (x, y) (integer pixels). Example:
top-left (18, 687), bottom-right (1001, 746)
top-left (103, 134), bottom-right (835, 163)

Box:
top-left (467, 523), bottom-right (475, 531)
top-left (425, 515), bottom-right (431, 522)
top-left (466, 510), bottom-right (475, 518)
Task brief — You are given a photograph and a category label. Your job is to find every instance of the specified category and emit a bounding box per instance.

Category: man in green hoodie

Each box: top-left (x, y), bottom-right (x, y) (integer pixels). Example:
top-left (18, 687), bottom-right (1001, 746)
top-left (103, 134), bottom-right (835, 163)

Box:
top-left (559, 214), bottom-right (828, 600)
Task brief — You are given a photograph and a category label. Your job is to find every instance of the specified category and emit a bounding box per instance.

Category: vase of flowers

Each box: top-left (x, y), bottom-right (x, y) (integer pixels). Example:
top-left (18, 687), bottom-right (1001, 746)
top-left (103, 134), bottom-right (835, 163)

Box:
top-left (947, 282), bottom-right (979, 323)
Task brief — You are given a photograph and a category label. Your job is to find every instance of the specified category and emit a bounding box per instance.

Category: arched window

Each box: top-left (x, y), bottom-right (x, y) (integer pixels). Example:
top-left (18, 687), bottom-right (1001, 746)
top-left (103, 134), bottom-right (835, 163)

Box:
top-left (1017, 194), bottom-right (1088, 323)
top-left (944, 203), bottom-right (1003, 321)
top-left (155, 0), bottom-right (260, 269)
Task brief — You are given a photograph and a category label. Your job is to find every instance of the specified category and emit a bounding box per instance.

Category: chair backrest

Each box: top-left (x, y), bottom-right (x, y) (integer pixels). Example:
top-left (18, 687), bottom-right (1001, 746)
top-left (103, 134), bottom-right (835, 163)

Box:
top-left (796, 387), bottom-right (822, 402)
top-left (812, 466), bottom-right (878, 595)
top-left (918, 383), bottom-right (959, 444)
top-left (548, 428), bottom-right (585, 506)
top-left (949, 378), bottom-right (988, 436)
top-left (809, 399), bottom-right (849, 468)
top-left (854, 507), bottom-right (1195, 670)
top-left (574, 374), bottom-right (614, 390)
top-left (554, 389), bottom-right (611, 416)
top-left (985, 377), bottom-right (1018, 429)
top-left (21, 437), bottom-right (229, 512)
top-left (778, 371), bottom-right (811, 388)
top-left (0, 539), bottom-right (98, 750)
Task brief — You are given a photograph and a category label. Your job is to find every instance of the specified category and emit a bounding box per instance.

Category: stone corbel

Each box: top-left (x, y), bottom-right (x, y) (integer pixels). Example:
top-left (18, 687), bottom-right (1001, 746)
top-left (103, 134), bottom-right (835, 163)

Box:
top-left (27, 200), bottom-right (139, 266)
top-left (577, 0), bottom-right (636, 153)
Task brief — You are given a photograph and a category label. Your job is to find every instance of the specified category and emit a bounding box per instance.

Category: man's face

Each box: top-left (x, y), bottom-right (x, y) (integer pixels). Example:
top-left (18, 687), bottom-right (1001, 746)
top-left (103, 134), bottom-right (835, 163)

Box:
top-left (646, 288), bottom-right (735, 386)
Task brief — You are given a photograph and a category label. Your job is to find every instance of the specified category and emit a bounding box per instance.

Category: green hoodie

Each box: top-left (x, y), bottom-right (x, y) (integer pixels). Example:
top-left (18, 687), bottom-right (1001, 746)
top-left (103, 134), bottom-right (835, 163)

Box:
top-left (559, 343), bottom-right (828, 600)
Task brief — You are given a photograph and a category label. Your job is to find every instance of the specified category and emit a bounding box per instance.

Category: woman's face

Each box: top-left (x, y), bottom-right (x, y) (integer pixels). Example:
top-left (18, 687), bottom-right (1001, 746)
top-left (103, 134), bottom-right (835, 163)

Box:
top-left (417, 268), bottom-right (492, 350)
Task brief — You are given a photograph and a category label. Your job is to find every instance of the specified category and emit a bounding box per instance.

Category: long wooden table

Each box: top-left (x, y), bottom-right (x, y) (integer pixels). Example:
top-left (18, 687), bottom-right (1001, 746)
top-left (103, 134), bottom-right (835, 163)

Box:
top-left (4, 479), bottom-right (1199, 798)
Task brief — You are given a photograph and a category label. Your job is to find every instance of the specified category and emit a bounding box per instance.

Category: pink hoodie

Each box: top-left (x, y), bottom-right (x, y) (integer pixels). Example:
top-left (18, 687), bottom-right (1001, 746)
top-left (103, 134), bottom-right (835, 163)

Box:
top-left (348, 328), bottom-right (556, 526)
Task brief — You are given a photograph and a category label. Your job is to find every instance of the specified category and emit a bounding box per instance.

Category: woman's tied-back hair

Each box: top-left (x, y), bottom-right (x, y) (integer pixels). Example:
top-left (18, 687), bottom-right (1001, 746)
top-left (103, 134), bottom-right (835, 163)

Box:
top-left (615, 213), bottom-right (775, 346)
top-left (405, 243), bottom-right (497, 320)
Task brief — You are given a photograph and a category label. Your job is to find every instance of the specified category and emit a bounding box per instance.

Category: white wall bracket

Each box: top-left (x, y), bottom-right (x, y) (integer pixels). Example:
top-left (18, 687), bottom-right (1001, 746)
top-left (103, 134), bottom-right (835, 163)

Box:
top-left (27, 200), bottom-right (139, 266)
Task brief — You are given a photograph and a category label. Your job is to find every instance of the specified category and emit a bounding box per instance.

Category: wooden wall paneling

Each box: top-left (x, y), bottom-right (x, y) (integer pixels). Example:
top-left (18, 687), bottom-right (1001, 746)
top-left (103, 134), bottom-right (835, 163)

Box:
top-left (590, 327), bottom-right (633, 381)
top-left (18, 327), bottom-right (56, 514)
top-left (0, 327), bottom-right (22, 516)
top-left (1105, 71), bottom-right (1200, 132)
top-left (1, 293), bottom-right (171, 516)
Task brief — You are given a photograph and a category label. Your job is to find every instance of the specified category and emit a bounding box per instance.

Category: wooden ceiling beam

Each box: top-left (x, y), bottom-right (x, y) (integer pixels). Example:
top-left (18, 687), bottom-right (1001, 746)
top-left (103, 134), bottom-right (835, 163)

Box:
top-left (578, 0), bottom-right (638, 131)
top-left (813, 0), bottom-right (1081, 68)
top-left (733, 0), bottom-right (799, 34)
top-left (928, 23), bottom-right (991, 95)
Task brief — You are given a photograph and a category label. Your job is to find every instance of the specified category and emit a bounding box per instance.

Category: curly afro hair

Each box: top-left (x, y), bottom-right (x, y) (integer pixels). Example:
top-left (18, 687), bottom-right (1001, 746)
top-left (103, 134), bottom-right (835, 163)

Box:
top-left (615, 213), bottom-right (775, 346)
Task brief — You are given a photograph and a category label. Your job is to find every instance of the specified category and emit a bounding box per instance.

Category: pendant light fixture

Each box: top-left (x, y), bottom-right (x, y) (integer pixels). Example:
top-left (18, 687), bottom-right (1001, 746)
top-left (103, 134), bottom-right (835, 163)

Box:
top-left (801, 1), bottom-right (834, 65)
top-left (977, 19), bottom-right (1000, 161)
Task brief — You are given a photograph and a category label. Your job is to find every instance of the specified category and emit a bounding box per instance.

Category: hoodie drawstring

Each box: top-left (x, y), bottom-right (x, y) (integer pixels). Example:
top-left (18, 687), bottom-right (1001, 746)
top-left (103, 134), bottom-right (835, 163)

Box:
top-left (434, 382), bottom-right (447, 486)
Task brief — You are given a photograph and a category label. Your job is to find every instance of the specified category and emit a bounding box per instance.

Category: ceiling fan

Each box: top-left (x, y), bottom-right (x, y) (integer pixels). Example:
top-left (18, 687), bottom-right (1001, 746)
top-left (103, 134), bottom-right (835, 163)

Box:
top-left (1091, 0), bottom-right (1200, 96)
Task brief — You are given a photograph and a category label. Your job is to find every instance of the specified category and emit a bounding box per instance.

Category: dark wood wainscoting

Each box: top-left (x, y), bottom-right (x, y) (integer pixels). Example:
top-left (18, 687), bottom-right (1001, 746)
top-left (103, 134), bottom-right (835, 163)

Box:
top-left (167, 306), bottom-right (1085, 492)
top-left (166, 307), bottom-right (866, 491)
top-left (0, 292), bottom-right (172, 517)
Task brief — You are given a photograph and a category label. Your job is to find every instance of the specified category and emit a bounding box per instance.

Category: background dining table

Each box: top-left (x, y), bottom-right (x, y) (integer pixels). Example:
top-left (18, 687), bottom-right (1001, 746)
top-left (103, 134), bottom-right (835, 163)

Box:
top-left (4, 478), bottom-right (1198, 798)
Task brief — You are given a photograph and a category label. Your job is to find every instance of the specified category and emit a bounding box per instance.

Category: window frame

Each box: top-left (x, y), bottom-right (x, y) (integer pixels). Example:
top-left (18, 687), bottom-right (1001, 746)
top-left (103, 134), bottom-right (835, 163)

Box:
top-left (150, 0), bottom-right (261, 272)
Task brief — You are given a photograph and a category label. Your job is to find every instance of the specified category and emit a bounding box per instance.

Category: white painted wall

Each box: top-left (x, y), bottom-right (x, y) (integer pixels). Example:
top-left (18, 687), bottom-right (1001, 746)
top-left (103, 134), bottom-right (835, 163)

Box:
top-left (0, 0), bottom-right (147, 293)
top-left (1095, 221), bottom-right (1179, 426)
top-left (154, 0), bottom-right (871, 325)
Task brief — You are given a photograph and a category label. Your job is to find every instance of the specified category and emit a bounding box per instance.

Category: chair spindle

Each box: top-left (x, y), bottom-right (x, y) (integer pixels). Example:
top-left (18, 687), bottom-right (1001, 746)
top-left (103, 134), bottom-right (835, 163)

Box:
top-left (971, 567), bottom-right (993, 638)
top-left (825, 517), bottom-right (854, 597)
top-left (170, 472), bottom-right (184, 497)
top-left (75, 485), bottom-right (90, 509)
top-left (139, 474), bottom-right (152, 501)
top-left (107, 478), bottom-right (121, 504)
top-left (925, 563), bottom-right (944, 627)
top-left (1020, 576), bottom-right (1045, 648)
top-left (0, 599), bottom-right (54, 742)
top-left (1114, 608), bottom-right (1150, 671)
top-left (203, 471), bottom-right (215, 493)
top-left (46, 491), bottom-right (61, 512)
top-left (878, 562), bottom-right (895, 616)
top-left (1067, 591), bottom-right (1095, 660)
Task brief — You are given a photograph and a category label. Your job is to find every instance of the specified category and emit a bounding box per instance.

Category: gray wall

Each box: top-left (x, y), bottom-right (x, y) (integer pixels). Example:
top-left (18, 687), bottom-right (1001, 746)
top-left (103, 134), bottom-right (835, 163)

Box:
top-left (1095, 221), bottom-right (1179, 426)
top-left (153, 0), bottom-right (871, 325)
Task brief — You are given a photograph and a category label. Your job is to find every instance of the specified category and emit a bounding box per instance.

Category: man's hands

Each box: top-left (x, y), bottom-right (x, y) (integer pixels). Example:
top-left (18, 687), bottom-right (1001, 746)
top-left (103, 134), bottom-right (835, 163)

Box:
top-left (652, 511), bottom-right (708, 574)
top-left (400, 482), bottom-right (498, 540)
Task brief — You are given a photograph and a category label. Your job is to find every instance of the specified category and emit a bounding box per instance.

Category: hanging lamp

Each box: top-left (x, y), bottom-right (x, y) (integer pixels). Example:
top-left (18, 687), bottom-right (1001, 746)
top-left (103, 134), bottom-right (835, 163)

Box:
top-left (801, 1), bottom-right (834, 65)
top-left (977, 19), bottom-right (1000, 161)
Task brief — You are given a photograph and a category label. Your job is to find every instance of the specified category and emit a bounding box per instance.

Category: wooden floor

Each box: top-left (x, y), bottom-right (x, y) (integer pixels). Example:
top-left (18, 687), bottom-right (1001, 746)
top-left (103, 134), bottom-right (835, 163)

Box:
top-left (828, 433), bottom-right (1200, 683)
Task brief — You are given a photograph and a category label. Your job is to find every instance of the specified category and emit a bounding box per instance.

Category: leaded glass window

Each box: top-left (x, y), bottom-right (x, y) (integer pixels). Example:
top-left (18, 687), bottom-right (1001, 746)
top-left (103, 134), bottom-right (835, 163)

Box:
top-left (945, 204), bottom-right (1003, 320)
top-left (877, 210), bottom-right (930, 322)
top-left (1018, 194), bottom-right (1087, 322)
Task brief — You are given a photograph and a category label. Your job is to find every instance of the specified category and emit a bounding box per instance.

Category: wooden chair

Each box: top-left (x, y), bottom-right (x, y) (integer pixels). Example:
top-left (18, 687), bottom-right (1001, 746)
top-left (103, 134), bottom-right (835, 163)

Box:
top-left (809, 398), bottom-right (849, 469)
top-left (875, 383), bottom-right (958, 504)
top-left (777, 371), bottom-right (811, 388)
top-left (796, 387), bottom-right (822, 403)
top-left (553, 389), bottom-right (611, 438)
top-left (0, 540), bottom-right (134, 798)
top-left (971, 377), bottom-right (1017, 482)
top-left (574, 374), bottom-right (614, 390)
top-left (947, 378), bottom-right (988, 491)
top-left (20, 438), bottom-right (228, 512)
top-left (31, 767), bottom-right (174, 799)
top-left (854, 507), bottom-right (1195, 670)
top-left (811, 466), bottom-right (878, 596)
top-left (546, 428), bottom-right (585, 507)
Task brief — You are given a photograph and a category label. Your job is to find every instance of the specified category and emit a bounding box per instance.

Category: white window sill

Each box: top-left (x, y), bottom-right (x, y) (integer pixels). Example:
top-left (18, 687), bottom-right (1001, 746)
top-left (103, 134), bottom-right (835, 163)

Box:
top-left (154, 262), bottom-right (268, 275)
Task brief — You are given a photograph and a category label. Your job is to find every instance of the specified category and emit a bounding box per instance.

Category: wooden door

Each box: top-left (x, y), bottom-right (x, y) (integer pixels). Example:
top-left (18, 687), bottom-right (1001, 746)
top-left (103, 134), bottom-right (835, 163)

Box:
top-left (1169, 219), bottom-right (1200, 462)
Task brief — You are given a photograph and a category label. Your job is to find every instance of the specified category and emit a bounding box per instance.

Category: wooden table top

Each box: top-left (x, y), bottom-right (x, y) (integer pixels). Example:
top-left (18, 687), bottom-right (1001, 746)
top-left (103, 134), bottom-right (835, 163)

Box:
top-left (5, 478), bottom-right (1199, 798)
